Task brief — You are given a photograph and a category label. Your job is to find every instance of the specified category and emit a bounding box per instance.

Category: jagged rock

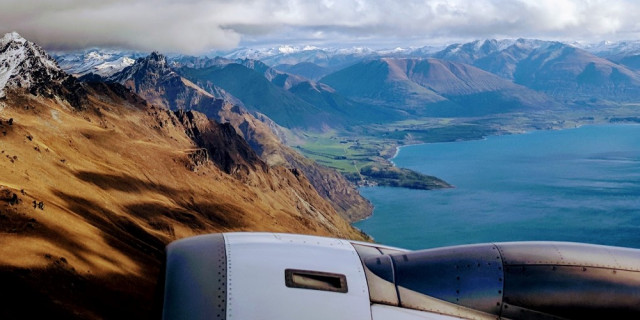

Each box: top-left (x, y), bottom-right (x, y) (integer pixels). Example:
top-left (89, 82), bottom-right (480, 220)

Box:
top-left (0, 32), bottom-right (87, 109)
top-left (173, 109), bottom-right (268, 179)
top-left (1, 191), bottom-right (19, 205)
top-left (0, 188), bottom-right (13, 201)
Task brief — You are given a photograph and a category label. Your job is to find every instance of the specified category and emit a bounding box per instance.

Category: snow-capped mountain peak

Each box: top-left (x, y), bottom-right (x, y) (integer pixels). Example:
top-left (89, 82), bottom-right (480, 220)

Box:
top-left (0, 31), bottom-right (66, 98)
top-left (53, 48), bottom-right (140, 78)
top-left (1, 32), bottom-right (25, 46)
top-left (571, 39), bottom-right (640, 58)
top-left (106, 51), bottom-right (174, 85)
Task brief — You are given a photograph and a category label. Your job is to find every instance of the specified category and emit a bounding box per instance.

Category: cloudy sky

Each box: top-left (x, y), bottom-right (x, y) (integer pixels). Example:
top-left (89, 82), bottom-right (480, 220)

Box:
top-left (1, 0), bottom-right (639, 54)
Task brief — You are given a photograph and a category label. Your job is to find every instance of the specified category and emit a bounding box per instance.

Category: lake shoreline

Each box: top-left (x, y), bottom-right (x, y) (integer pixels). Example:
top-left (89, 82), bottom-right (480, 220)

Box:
top-left (353, 117), bottom-right (640, 225)
top-left (354, 123), bottom-right (640, 250)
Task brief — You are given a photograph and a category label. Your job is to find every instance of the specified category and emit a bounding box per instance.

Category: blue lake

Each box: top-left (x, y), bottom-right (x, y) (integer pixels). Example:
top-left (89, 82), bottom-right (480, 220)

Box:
top-left (353, 125), bottom-right (640, 250)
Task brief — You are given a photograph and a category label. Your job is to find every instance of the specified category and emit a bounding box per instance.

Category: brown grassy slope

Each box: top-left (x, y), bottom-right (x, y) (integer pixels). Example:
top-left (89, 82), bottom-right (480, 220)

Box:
top-left (0, 84), bottom-right (366, 319)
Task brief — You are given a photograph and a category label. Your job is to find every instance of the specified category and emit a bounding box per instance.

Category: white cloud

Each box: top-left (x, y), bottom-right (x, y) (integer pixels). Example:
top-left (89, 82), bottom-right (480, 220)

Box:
top-left (1, 0), bottom-right (639, 53)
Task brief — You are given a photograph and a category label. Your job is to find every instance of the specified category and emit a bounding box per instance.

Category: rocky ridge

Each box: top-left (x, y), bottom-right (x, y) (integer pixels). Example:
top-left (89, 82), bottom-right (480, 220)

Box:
top-left (106, 52), bottom-right (373, 221)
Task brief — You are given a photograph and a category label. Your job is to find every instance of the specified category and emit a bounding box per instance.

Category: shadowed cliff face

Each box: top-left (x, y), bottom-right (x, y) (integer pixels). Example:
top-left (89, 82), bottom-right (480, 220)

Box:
top-left (107, 52), bottom-right (373, 221)
top-left (0, 79), bottom-right (367, 319)
top-left (173, 109), bottom-right (268, 178)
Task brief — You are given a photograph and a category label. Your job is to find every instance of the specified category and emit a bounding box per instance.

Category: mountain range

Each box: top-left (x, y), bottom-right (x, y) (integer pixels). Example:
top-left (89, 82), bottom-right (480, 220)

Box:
top-left (192, 39), bottom-right (640, 114)
top-left (432, 39), bottom-right (640, 102)
top-left (320, 57), bottom-right (555, 117)
top-left (173, 56), bottom-right (403, 130)
top-left (54, 38), bottom-right (640, 107)
top-left (0, 33), bottom-right (367, 318)
top-left (93, 51), bottom-right (374, 221)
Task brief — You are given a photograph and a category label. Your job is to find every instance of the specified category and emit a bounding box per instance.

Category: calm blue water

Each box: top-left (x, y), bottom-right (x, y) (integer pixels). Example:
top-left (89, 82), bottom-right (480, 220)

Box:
top-left (353, 125), bottom-right (640, 250)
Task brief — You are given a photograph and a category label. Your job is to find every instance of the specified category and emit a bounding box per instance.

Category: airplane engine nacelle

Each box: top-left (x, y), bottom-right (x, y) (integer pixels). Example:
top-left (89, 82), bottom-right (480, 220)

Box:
top-left (161, 233), bottom-right (640, 320)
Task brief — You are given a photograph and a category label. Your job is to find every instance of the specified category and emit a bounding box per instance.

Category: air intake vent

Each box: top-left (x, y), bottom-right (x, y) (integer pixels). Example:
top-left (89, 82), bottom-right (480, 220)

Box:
top-left (285, 269), bottom-right (348, 293)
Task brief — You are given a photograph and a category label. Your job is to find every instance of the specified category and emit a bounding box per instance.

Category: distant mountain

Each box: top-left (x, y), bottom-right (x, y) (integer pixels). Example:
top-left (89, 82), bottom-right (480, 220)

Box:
top-left (53, 49), bottom-right (141, 77)
top-left (432, 39), bottom-right (517, 65)
top-left (179, 62), bottom-right (329, 129)
top-left (219, 45), bottom-right (376, 68)
top-left (168, 55), bottom-right (234, 69)
top-left (218, 45), bottom-right (444, 80)
top-left (178, 60), bottom-right (380, 129)
top-left (433, 39), bottom-right (550, 80)
top-left (321, 57), bottom-right (554, 117)
top-left (513, 44), bottom-right (640, 101)
top-left (572, 40), bottom-right (640, 72)
top-left (432, 39), bottom-right (640, 102)
top-left (274, 62), bottom-right (330, 80)
top-left (575, 40), bottom-right (640, 60)
top-left (108, 52), bottom-right (373, 221)
top-left (234, 58), bottom-right (403, 125)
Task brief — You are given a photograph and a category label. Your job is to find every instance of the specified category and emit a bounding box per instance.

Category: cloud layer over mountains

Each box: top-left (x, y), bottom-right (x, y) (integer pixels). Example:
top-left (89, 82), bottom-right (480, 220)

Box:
top-left (1, 0), bottom-right (639, 54)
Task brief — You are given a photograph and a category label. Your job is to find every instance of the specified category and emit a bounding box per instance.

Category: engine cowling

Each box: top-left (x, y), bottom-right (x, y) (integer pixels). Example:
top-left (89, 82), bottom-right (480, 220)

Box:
top-left (161, 233), bottom-right (640, 320)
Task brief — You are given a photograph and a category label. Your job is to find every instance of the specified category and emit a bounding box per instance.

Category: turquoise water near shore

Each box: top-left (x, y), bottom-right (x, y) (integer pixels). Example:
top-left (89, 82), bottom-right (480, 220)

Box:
top-left (353, 125), bottom-right (640, 250)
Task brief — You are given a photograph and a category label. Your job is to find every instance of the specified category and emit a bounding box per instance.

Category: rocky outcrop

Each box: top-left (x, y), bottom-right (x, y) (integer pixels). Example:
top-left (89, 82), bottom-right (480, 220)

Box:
top-left (173, 109), bottom-right (268, 179)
